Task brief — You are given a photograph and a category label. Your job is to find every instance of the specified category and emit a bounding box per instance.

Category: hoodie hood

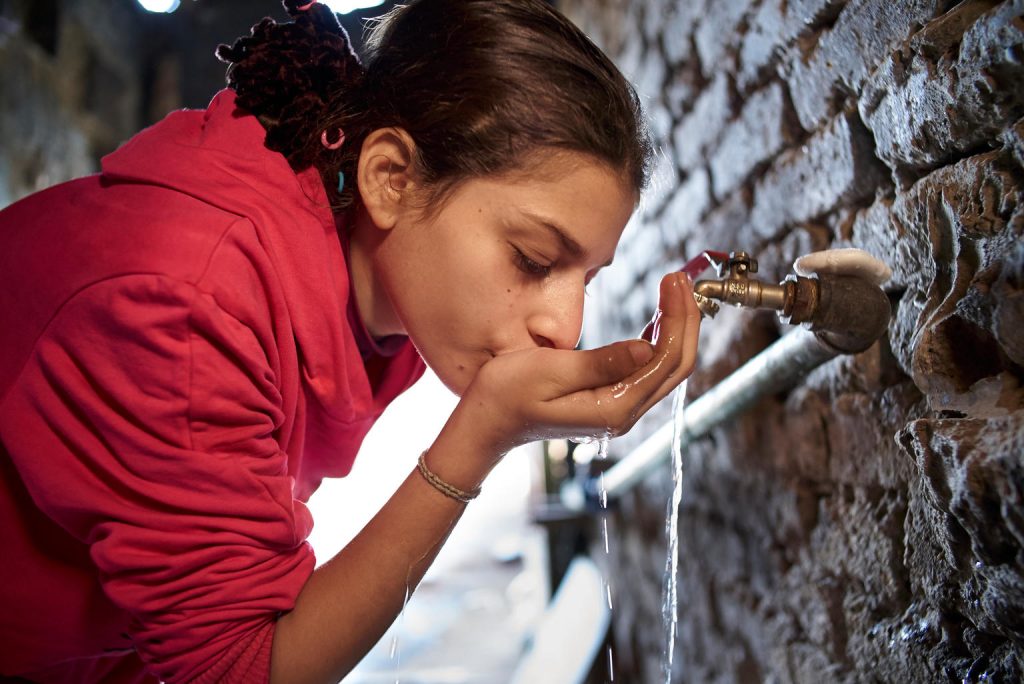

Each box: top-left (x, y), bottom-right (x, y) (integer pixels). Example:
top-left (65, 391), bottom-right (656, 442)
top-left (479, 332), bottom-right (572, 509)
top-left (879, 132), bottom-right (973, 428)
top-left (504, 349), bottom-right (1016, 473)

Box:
top-left (101, 90), bottom-right (423, 483)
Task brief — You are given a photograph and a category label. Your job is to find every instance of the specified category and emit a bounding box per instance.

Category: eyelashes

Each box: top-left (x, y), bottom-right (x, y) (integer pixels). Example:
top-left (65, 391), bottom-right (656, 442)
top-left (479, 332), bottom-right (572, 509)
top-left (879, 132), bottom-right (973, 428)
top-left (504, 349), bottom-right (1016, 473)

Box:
top-left (512, 246), bottom-right (552, 278)
top-left (510, 244), bottom-right (600, 295)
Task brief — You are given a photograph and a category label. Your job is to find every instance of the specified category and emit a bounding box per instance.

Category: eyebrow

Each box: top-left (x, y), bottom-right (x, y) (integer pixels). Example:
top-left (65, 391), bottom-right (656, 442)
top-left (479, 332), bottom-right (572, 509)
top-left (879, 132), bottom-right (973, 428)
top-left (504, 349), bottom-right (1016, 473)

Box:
top-left (518, 210), bottom-right (615, 268)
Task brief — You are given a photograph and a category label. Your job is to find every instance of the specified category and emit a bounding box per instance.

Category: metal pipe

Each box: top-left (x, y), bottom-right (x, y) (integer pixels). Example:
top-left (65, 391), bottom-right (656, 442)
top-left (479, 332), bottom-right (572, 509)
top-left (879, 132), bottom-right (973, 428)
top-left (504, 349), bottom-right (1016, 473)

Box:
top-left (598, 327), bottom-right (839, 501)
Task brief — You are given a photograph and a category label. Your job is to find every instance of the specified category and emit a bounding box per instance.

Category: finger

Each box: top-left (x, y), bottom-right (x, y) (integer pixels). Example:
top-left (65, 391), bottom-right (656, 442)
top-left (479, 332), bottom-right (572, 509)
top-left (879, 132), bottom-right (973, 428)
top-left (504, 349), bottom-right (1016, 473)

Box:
top-left (628, 280), bottom-right (702, 418)
top-left (547, 338), bottom-right (656, 396)
top-left (542, 273), bottom-right (697, 433)
top-left (596, 273), bottom-right (700, 424)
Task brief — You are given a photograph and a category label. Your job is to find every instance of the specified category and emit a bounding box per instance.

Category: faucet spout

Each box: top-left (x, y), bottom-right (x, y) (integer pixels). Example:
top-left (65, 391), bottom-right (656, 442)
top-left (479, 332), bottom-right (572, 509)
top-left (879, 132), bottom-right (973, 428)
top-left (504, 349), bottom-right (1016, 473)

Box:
top-left (693, 251), bottom-right (809, 318)
top-left (693, 277), bottom-right (790, 311)
top-left (692, 250), bottom-right (891, 353)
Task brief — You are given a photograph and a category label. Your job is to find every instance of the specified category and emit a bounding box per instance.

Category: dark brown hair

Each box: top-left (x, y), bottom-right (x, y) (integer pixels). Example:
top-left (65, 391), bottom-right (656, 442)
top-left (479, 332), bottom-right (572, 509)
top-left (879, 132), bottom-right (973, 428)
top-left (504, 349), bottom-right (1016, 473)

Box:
top-left (217, 0), bottom-right (652, 212)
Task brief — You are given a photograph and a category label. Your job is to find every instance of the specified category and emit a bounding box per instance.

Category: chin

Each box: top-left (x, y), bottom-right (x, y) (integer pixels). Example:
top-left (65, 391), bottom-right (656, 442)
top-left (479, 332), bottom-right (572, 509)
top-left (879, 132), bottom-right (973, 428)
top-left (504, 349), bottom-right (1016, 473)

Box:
top-left (427, 355), bottom-right (486, 398)
top-left (434, 365), bottom-right (474, 397)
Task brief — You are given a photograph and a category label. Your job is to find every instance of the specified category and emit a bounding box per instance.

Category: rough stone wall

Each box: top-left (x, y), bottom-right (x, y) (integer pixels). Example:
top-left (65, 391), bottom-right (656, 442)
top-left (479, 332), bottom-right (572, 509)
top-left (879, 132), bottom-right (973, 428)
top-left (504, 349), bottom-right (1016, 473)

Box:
top-left (559, 0), bottom-right (1024, 681)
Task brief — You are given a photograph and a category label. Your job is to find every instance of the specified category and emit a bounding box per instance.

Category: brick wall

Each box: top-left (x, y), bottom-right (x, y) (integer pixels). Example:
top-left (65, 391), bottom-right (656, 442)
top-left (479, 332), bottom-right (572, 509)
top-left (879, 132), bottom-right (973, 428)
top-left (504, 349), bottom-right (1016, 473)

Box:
top-left (561, 0), bottom-right (1024, 681)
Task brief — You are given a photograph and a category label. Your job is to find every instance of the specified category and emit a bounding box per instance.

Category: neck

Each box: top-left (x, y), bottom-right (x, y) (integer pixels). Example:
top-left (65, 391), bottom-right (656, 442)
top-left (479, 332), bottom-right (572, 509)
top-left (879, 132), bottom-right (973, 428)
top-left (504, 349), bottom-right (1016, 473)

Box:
top-left (347, 208), bottom-right (405, 338)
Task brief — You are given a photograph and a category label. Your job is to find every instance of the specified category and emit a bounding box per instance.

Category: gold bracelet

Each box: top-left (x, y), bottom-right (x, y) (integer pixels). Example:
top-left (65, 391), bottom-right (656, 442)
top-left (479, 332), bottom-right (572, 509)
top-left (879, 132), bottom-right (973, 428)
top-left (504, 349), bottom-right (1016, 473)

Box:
top-left (416, 451), bottom-right (481, 504)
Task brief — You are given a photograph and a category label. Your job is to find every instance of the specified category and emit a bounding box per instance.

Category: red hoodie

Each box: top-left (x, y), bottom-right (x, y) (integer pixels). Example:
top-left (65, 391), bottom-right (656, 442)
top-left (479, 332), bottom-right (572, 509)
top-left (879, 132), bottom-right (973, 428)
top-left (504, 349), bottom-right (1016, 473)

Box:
top-left (0, 90), bottom-right (425, 682)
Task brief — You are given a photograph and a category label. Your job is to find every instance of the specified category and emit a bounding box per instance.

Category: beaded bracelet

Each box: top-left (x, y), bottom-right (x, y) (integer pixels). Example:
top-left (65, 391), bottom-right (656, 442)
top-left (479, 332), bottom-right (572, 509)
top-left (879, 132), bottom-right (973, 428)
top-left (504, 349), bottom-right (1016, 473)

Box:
top-left (416, 451), bottom-right (481, 504)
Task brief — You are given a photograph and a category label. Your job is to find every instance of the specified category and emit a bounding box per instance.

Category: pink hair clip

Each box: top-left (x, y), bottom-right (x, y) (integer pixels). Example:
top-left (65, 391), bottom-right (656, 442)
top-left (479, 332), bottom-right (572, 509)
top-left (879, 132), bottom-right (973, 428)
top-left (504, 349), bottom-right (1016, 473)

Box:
top-left (296, 1), bottom-right (317, 10)
top-left (321, 128), bottom-right (345, 150)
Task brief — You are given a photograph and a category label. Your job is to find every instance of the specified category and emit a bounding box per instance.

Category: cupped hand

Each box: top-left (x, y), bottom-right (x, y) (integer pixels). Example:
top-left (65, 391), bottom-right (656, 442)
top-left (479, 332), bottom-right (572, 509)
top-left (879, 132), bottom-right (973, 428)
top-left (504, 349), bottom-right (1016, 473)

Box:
top-left (457, 272), bottom-right (701, 456)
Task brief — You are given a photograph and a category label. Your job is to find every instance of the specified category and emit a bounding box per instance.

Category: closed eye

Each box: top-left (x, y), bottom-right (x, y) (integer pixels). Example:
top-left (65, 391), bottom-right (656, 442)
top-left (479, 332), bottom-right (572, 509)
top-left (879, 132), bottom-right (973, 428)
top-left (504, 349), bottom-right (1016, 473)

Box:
top-left (512, 246), bottom-right (552, 278)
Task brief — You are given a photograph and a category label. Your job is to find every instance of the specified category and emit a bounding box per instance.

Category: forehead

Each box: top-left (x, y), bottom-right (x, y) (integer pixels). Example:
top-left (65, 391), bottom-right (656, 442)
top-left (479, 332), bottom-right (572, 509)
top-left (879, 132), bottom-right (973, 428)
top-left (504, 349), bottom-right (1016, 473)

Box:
top-left (414, 148), bottom-right (637, 224)
top-left (505, 148), bottom-right (635, 194)
top-left (468, 150), bottom-right (635, 221)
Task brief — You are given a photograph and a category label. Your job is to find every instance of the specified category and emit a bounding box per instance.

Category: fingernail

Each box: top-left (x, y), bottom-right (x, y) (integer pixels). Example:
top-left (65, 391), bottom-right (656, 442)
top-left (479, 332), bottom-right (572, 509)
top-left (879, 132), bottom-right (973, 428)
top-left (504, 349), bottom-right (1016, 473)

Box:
top-left (628, 340), bottom-right (655, 365)
top-left (667, 273), bottom-right (685, 306)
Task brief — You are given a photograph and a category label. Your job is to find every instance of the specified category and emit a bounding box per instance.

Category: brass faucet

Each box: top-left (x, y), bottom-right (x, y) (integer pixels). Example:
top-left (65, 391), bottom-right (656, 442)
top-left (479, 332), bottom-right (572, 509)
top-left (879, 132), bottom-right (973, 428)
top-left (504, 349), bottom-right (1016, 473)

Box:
top-left (693, 251), bottom-right (818, 324)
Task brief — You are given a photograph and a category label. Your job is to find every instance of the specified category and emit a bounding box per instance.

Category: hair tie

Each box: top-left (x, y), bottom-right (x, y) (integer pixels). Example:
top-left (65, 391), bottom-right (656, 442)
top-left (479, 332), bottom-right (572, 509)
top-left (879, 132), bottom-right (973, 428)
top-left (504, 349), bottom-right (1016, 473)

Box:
top-left (321, 128), bottom-right (345, 150)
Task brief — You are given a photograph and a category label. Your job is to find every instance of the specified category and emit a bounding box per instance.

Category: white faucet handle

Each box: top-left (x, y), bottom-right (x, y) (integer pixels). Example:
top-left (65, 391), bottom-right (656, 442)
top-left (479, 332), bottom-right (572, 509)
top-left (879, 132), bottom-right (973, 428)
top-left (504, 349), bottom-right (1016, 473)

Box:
top-left (793, 248), bottom-right (892, 286)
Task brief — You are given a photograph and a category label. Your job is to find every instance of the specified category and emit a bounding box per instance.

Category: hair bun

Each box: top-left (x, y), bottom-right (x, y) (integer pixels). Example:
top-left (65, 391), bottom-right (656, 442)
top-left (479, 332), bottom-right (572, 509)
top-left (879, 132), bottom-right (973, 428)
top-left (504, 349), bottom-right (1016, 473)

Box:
top-left (283, 0), bottom-right (315, 17)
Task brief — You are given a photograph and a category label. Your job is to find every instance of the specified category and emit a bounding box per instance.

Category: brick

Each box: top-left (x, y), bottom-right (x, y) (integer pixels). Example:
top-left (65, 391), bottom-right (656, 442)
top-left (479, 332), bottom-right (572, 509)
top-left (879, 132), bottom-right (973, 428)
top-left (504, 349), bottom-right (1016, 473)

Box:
top-left (672, 73), bottom-right (732, 172)
top-left (784, 0), bottom-right (947, 132)
top-left (665, 60), bottom-right (705, 119)
top-left (596, 249), bottom-right (638, 299)
top-left (748, 110), bottom-right (887, 240)
top-left (696, 185), bottom-right (752, 255)
top-left (640, 265), bottom-right (667, 312)
top-left (709, 81), bottom-right (797, 199)
top-left (662, 0), bottom-right (704, 64)
top-left (633, 46), bottom-right (667, 105)
top-left (643, 0), bottom-right (676, 46)
top-left (860, 0), bottom-right (1024, 182)
top-left (616, 216), bottom-right (665, 285)
top-left (661, 167), bottom-right (711, 245)
top-left (739, 0), bottom-right (846, 93)
top-left (694, 0), bottom-right (758, 78)
top-left (757, 223), bottom-right (831, 282)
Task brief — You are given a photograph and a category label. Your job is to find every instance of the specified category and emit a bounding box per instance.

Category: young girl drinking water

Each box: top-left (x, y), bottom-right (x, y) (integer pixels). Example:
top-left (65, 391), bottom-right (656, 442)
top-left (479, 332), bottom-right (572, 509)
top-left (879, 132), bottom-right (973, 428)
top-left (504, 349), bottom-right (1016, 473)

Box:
top-left (0, 0), bottom-right (701, 681)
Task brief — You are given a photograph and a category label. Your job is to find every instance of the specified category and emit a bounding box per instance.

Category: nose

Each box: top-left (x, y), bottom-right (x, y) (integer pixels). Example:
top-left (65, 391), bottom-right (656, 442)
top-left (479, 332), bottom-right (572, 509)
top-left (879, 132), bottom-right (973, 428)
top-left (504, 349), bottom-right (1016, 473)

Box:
top-left (527, 281), bottom-right (585, 350)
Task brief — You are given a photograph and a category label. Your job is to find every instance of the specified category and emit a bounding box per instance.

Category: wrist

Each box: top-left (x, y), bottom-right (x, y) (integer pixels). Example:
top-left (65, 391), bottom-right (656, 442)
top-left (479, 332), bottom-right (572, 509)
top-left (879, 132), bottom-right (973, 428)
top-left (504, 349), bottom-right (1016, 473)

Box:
top-left (426, 403), bottom-right (508, 493)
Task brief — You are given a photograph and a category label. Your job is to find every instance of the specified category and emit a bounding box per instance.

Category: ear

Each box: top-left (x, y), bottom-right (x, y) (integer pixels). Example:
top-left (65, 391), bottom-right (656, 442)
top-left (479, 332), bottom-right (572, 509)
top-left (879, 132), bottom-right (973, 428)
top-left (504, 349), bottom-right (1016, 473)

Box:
top-left (356, 127), bottom-right (418, 231)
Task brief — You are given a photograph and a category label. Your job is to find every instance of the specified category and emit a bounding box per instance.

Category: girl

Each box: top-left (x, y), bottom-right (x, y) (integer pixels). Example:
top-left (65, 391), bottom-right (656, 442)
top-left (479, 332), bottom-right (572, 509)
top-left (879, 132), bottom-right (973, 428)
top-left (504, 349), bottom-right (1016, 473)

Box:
top-left (0, 1), bottom-right (700, 682)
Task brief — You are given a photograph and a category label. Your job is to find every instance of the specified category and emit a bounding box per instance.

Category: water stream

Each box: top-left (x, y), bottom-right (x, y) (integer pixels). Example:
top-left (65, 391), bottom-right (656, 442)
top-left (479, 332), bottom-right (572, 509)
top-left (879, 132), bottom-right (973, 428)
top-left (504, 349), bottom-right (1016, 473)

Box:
top-left (661, 382), bottom-right (687, 683)
top-left (596, 436), bottom-right (616, 681)
top-left (389, 584), bottom-right (412, 683)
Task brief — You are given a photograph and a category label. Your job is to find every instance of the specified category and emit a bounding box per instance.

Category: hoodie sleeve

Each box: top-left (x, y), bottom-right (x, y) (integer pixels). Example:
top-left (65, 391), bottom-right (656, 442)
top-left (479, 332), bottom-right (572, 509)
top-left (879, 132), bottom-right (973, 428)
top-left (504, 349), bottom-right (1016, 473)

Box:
top-left (2, 274), bottom-right (316, 683)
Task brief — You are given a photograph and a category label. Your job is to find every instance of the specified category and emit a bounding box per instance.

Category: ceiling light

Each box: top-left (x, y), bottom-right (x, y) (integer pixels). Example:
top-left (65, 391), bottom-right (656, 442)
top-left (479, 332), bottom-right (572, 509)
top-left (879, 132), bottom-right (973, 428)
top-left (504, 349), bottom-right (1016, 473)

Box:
top-left (136, 0), bottom-right (180, 13)
top-left (321, 0), bottom-right (386, 14)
